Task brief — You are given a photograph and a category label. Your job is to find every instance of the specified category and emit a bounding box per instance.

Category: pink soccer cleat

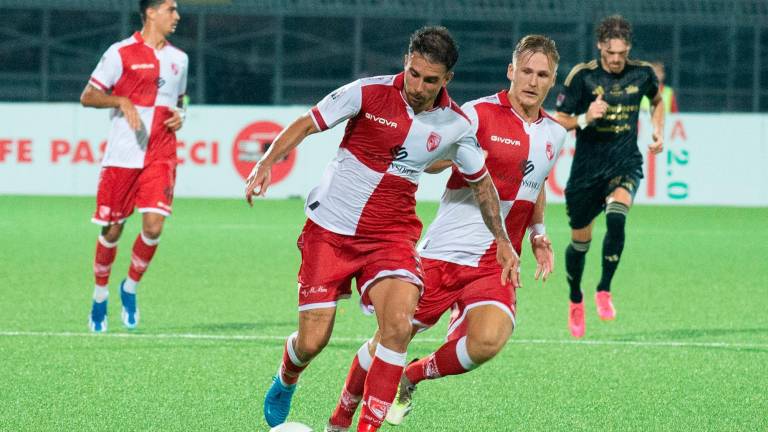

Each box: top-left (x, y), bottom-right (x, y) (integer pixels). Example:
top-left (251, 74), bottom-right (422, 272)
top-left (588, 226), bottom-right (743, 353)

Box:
top-left (595, 291), bottom-right (616, 321)
top-left (568, 301), bottom-right (585, 338)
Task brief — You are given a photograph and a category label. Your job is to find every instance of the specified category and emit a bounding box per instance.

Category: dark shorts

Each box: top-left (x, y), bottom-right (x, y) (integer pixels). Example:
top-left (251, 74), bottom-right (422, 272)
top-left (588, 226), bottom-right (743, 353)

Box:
top-left (565, 167), bottom-right (642, 229)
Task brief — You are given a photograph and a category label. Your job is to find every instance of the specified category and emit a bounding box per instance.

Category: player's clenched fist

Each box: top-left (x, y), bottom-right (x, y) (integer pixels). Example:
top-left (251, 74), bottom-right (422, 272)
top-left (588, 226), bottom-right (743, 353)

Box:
top-left (587, 94), bottom-right (608, 122)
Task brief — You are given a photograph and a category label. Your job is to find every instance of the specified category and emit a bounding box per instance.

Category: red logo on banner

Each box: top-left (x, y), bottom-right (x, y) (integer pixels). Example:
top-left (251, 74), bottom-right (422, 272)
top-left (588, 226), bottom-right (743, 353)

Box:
top-left (426, 132), bottom-right (441, 152)
top-left (232, 121), bottom-right (297, 185)
top-left (546, 141), bottom-right (554, 160)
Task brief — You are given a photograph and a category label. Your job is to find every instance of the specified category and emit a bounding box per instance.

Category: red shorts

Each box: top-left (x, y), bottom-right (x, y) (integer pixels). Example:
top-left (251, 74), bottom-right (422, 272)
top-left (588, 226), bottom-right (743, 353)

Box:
top-left (296, 219), bottom-right (424, 314)
top-left (413, 257), bottom-right (516, 341)
top-left (91, 161), bottom-right (176, 225)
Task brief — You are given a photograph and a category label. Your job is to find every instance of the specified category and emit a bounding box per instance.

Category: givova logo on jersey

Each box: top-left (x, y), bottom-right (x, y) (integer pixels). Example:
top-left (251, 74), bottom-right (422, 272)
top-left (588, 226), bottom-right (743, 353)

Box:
top-left (491, 135), bottom-right (521, 146)
top-left (365, 112), bottom-right (398, 128)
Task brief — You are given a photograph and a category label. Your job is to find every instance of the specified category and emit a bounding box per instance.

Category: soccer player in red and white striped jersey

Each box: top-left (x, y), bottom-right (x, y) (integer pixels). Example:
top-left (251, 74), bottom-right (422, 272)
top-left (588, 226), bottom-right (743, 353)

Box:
top-left (326, 35), bottom-right (566, 429)
top-left (248, 27), bottom-right (518, 432)
top-left (80, 0), bottom-right (188, 333)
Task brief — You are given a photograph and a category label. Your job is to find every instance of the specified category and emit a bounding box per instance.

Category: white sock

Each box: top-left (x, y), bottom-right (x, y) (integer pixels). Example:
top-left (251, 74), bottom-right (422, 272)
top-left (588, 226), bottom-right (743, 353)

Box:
top-left (93, 285), bottom-right (109, 303)
top-left (123, 277), bottom-right (138, 294)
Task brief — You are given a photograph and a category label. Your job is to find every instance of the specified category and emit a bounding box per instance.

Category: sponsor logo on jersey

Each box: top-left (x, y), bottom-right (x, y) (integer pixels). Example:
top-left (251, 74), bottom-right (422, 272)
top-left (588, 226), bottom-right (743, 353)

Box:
top-left (519, 159), bottom-right (542, 190)
top-left (130, 63), bottom-right (155, 70)
top-left (156, 77), bottom-right (166, 88)
top-left (330, 86), bottom-right (347, 100)
top-left (365, 112), bottom-right (398, 128)
top-left (625, 85), bottom-right (639, 94)
top-left (426, 132), bottom-right (441, 152)
top-left (592, 85), bottom-right (605, 96)
top-left (546, 141), bottom-right (554, 160)
top-left (491, 135), bottom-right (521, 146)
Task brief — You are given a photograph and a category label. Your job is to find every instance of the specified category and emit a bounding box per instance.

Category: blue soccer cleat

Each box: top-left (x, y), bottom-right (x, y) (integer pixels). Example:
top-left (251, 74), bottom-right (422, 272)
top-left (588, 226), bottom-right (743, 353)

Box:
top-left (119, 279), bottom-right (139, 329)
top-left (264, 375), bottom-right (297, 427)
top-left (88, 300), bottom-right (108, 333)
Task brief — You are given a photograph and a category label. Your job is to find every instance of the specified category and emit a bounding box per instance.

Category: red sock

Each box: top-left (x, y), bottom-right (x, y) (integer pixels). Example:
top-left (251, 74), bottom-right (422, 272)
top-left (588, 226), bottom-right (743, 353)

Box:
top-left (94, 235), bottom-right (118, 286)
top-left (329, 340), bottom-right (372, 428)
top-left (279, 332), bottom-right (308, 386)
top-left (128, 232), bottom-right (159, 281)
top-left (359, 344), bottom-right (406, 428)
top-left (405, 336), bottom-right (476, 385)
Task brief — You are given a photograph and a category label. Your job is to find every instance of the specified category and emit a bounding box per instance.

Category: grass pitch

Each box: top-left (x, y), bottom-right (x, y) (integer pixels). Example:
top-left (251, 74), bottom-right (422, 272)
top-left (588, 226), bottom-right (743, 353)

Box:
top-left (0, 196), bottom-right (766, 431)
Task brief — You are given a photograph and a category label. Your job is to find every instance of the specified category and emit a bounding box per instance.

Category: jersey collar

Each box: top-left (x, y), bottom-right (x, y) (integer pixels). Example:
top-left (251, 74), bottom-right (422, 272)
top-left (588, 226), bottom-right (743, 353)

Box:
top-left (497, 90), bottom-right (547, 124)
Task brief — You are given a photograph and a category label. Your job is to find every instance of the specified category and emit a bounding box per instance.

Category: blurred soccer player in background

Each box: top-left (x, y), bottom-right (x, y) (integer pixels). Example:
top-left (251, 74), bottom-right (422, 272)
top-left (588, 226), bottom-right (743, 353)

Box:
top-left (246, 26), bottom-right (517, 432)
top-left (641, 61), bottom-right (679, 113)
top-left (325, 35), bottom-right (566, 430)
top-left (555, 15), bottom-right (665, 338)
top-left (80, 0), bottom-right (188, 332)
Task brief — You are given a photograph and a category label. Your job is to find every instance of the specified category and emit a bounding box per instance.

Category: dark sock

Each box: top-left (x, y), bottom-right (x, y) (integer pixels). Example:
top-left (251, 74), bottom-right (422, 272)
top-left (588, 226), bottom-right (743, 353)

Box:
top-left (565, 240), bottom-right (590, 303)
top-left (598, 202), bottom-right (629, 292)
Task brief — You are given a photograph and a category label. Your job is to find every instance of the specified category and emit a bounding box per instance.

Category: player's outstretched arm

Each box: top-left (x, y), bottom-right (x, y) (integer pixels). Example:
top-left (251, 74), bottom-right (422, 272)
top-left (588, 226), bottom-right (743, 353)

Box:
top-left (80, 84), bottom-right (140, 130)
top-left (245, 113), bottom-right (319, 205)
top-left (468, 175), bottom-right (520, 287)
top-left (529, 188), bottom-right (553, 282)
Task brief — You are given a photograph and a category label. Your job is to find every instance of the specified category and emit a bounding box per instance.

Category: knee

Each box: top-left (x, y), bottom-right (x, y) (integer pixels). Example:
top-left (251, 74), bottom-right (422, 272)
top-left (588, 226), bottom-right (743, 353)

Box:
top-left (142, 222), bottom-right (164, 240)
top-left (101, 224), bottom-right (123, 243)
top-left (295, 334), bottom-right (329, 360)
top-left (379, 316), bottom-right (413, 347)
top-left (467, 333), bottom-right (507, 365)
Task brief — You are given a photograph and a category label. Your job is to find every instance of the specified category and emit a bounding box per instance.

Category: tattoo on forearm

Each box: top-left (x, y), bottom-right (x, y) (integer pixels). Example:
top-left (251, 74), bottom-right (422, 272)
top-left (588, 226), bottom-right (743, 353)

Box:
top-left (472, 176), bottom-right (508, 241)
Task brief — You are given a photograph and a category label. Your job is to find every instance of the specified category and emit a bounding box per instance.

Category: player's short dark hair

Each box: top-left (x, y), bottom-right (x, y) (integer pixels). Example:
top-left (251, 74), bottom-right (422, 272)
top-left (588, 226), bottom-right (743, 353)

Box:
top-left (408, 26), bottom-right (459, 71)
top-left (596, 15), bottom-right (632, 44)
top-left (512, 34), bottom-right (560, 70)
top-left (139, 0), bottom-right (167, 22)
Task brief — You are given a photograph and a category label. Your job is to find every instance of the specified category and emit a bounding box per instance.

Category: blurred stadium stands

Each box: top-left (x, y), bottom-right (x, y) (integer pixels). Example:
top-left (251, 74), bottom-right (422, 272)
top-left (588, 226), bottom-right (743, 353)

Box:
top-left (0, 0), bottom-right (766, 111)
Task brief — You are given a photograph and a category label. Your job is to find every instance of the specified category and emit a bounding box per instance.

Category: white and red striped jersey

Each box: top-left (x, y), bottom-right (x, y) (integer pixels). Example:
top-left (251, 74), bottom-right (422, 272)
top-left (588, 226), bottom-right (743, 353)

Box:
top-left (419, 90), bottom-right (567, 267)
top-left (307, 73), bottom-right (487, 242)
top-left (89, 32), bottom-right (188, 168)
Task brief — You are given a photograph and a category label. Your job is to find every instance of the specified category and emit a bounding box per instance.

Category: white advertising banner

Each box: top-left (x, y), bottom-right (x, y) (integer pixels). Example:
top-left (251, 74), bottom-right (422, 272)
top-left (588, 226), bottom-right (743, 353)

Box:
top-left (1, 103), bottom-right (766, 206)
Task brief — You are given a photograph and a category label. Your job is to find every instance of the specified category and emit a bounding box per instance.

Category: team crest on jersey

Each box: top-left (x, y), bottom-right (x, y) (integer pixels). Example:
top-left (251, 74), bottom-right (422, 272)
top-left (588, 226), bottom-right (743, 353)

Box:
top-left (546, 141), bottom-right (554, 160)
top-left (426, 132), bottom-right (441, 152)
top-left (171, 63), bottom-right (179, 75)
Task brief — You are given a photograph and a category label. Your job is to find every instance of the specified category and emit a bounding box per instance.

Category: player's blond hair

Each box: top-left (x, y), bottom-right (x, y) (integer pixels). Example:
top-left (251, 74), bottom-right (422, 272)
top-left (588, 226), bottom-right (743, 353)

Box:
top-left (511, 35), bottom-right (560, 71)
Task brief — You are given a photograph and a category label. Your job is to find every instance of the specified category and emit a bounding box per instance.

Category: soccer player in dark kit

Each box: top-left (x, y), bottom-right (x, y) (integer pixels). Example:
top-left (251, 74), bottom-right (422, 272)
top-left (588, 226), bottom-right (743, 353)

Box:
top-left (555, 15), bottom-right (665, 338)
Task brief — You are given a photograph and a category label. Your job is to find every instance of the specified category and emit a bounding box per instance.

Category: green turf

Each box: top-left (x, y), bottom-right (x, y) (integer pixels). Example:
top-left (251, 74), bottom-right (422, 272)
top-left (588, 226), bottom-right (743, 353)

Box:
top-left (0, 196), bottom-right (766, 431)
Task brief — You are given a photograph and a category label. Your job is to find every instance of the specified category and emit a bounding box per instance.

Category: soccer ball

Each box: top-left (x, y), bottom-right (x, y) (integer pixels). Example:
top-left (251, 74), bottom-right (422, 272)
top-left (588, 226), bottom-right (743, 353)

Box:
top-left (269, 422), bottom-right (313, 432)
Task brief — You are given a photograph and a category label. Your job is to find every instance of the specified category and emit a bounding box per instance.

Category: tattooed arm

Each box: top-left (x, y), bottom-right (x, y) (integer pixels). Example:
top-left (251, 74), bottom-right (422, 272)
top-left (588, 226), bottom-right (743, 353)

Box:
top-left (468, 175), bottom-right (520, 287)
